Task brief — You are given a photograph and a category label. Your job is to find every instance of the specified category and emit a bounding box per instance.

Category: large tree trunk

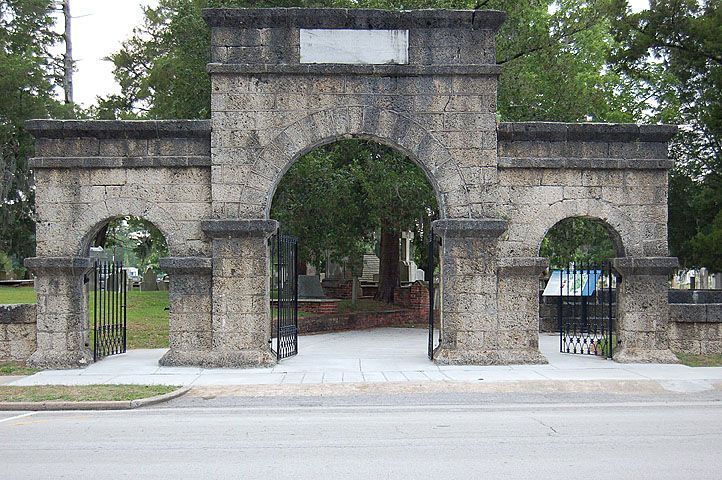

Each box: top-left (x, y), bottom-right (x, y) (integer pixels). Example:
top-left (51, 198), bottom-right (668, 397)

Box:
top-left (374, 223), bottom-right (400, 304)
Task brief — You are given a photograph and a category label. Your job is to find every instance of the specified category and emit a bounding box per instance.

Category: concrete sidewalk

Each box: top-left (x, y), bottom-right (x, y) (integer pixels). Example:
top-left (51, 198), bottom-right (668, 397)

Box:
top-left (8, 328), bottom-right (722, 393)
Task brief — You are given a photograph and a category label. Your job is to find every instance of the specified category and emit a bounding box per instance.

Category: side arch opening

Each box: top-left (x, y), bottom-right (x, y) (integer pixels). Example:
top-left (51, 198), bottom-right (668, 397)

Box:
top-left (84, 216), bottom-right (170, 360)
top-left (538, 216), bottom-right (622, 360)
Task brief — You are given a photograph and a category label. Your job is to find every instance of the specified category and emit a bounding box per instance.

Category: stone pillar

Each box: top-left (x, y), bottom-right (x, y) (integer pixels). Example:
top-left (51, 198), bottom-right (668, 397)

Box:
top-left (611, 257), bottom-right (679, 363)
top-left (158, 257), bottom-right (213, 367)
top-left (432, 218), bottom-right (515, 365)
top-left (201, 219), bottom-right (277, 367)
top-left (496, 257), bottom-right (549, 364)
top-left (23, 257), bottom-right (94, 369)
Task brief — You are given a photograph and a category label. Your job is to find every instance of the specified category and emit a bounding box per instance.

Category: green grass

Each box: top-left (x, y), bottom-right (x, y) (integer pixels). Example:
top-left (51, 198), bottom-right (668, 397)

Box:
top-left (0, 362), bottom-right (38, 376)
top-left (675, 352), bottom-right (722, 367)
top-left (0, 286), bottom-right (36, 304)
top-left (89, 291), bottom-right (169, 349)
top-left (0, 384), bottom-right (177, 402)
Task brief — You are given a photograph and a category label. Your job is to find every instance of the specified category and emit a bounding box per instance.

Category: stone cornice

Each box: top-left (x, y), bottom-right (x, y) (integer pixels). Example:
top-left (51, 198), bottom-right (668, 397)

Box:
top-left (24, 257), bottom-right (94, 275)
top-left (497, 257), bottom-right (549, 275)
top-left (611, 257), bottom-right (679, 276)
top-left (432, 218), bottom-right (507, 238)
top-left (201, 219), bottom-right (279, 238)
top-left (29, 156), bottom-right (211, 169)
top-left (207, 63), bottom-right (501, 77)
top-left (159, 257), bottom-right (213, 275)
top-left (498, 122), bottom-right (677, 143)
top-left (203, 8), bottom-right (506, 31)
top-left (25, 120), bottom-right (211, 140)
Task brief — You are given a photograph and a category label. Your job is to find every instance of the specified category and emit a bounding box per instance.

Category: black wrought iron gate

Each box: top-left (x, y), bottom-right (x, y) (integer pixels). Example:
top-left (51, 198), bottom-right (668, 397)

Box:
top-left (271, 232), bottom-right (299, 360)
top-left (427, 230), bottom-right (441, 359)
top-left (553, 262), bottom-right (616, 358)
top-left (92, 260), bottom-right (127, 361)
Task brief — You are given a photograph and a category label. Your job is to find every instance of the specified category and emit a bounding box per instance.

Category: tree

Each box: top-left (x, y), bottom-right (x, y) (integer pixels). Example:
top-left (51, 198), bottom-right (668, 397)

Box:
top-left (93, 217), bottom-right (169, 271)
top-left (0, 0), bottom-right (76, 275)
top-left (271, 140), bottom-right (438, 303)
top-left (540, 217), bottom-right (617, 268)
top-left (611, 0), bottom-right (722, 269)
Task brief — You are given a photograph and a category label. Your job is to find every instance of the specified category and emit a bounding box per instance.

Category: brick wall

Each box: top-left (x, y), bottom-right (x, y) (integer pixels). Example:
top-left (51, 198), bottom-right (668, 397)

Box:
top-left (321, 279), bottom-right (353, 299)
top-left (298, 300), bottom-right (340, 315)
top-left (0, 304), bottom-right (37, 363)
top-left (295, 308), bottom-right (426, 334)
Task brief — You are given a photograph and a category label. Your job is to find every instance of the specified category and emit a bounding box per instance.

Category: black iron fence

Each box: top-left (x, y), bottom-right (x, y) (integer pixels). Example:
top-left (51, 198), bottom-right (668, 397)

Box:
top-left (92, 260), bottom-right (127, 361)
top-left (427, 230), bottom-right (441, 360)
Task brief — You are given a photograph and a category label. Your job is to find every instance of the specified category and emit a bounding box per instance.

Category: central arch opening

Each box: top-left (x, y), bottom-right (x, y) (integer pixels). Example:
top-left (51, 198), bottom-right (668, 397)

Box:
top-left (269, 137), bottom-right (441, 365)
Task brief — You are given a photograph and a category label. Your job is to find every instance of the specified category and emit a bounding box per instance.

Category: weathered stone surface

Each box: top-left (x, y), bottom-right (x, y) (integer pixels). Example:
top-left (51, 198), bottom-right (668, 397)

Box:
top-left (0, 304), bottom-right (37, 363)
top-left (24, 7), bottom-right (680, 368)
top-left (432, 218), bottom-right (508, 237)
top-left (201, 219), bottom-right (278, 237)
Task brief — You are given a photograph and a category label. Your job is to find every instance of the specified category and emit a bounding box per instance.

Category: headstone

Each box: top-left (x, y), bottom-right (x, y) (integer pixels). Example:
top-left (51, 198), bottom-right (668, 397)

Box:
top-left (298, 275), bottom-right (326, 299)
top-left (700, 267), bottom-right (709, 289)
top-left (141, 267), bottom-right (158, 291)
top-left (158, 276), bottom-right (169, 291)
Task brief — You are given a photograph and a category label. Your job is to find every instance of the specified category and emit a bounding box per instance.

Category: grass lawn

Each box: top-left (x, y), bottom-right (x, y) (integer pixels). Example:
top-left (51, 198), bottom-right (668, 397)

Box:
top-left (0, 287), bottom-right (170, 349)
top-left (0, 385), bottom-right (177, 402)
top-left (675, 352), bottom-right (722, 367)
top-left (89, 290), bottom-right (170, 349)
top-left (0, 362), bottom-right (38, 376)
top-left (0, 286), bottom-right (36, 304)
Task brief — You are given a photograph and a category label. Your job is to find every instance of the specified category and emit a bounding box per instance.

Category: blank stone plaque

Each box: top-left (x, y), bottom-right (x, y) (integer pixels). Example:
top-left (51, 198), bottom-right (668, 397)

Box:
top-left (300, 29), bottom-right (409, 65)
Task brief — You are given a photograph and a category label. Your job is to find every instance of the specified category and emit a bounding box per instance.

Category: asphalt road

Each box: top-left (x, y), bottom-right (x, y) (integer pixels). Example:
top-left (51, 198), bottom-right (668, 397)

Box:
top-left (2, 398), bottom-right (721, 479)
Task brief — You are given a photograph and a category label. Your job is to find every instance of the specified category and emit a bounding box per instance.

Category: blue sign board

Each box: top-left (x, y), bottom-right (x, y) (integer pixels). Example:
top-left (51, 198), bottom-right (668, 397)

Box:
top-left (542, 269), bottom-right (602, 297)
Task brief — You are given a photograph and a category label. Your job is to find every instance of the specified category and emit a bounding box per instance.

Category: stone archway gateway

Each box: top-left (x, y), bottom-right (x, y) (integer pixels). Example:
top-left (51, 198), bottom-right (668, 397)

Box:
top-left (24, 8), bottom-right (679, 369)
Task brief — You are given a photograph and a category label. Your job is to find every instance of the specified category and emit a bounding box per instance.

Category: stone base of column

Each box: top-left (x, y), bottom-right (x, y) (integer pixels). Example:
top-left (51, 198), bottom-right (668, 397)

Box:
top-left (27, 349), bottom-right (93, 370)
top-left (433, 347), bottom-right (547, 366)
top-left (159, 348), bottom-right (276, 368)
top-left (613, 347), bottom-right (679, 364)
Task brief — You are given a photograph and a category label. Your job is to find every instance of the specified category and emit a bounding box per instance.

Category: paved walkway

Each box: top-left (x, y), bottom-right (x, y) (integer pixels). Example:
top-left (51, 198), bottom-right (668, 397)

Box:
top-left (8, 329), bottom-right (722, 392)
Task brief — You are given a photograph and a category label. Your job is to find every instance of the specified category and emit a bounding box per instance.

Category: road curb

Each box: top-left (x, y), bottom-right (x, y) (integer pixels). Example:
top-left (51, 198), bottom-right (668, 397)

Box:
top-left (0, 385), bottom-right (191, 411)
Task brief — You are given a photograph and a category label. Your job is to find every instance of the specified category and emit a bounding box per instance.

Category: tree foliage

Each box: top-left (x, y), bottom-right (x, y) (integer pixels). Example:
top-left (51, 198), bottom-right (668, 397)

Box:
top-left (540, 217), bottom-right (617, 268)
top-left (0, 0), bottom-right (76, 274)
top-left (93, 217), bottom-right (169, 272)
top-left (611, 0), bottom-right (722, 269)
top-left (270, 140), bottom-right (438, 301)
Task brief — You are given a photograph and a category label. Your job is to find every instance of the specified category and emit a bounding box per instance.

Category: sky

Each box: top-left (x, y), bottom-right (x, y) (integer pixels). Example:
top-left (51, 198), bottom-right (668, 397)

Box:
top-left (62, 0), bottom-right (651, 108)
top-left (60, 0), bottom-right (158, 107)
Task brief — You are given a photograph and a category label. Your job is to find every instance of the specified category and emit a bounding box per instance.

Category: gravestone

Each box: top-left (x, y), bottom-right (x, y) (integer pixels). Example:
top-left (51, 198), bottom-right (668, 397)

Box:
top-left (141, 267), bottom-right (158, 291)
top-left (298, 275), bottom-right (326, 299)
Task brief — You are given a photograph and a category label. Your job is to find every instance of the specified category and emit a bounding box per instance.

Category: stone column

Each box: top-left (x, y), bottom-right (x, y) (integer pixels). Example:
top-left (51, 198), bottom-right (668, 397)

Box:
top-left (23, 257), bottom-right (94, 369)
top-left (201, 219), bottom-right (277, 367)
top-left (496, 257), bottom-right (549, 364)
top-left (611, 257), bottom-right (679, 363)
top-left (158, 257), bottom-right (213, 367)
top-left (432, 218), bottom-right (514, 365)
